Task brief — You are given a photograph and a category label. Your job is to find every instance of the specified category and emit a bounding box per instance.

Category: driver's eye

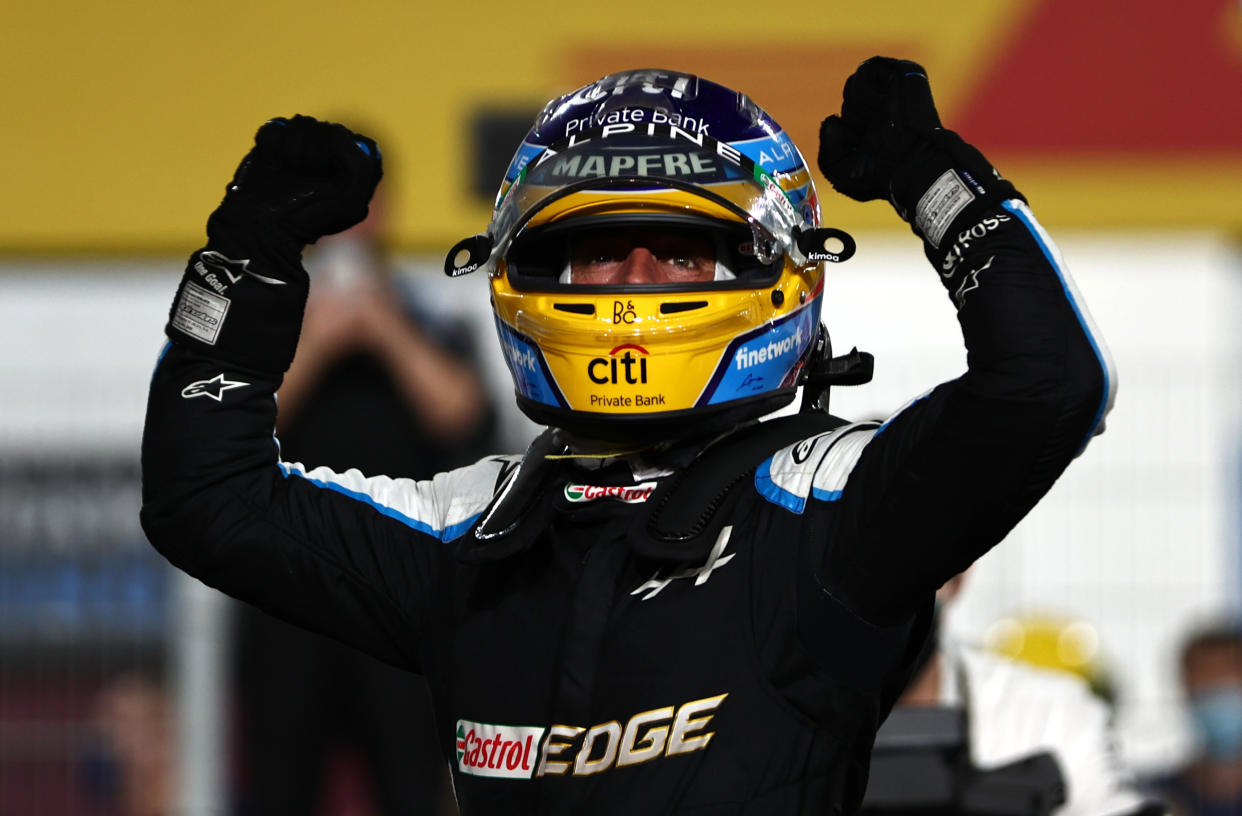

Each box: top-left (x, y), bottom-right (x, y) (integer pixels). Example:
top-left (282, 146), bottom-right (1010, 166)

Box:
top-left (566, 228), bottom-right (717, 284)
top-left (574, 238), bottom-right (627, 267)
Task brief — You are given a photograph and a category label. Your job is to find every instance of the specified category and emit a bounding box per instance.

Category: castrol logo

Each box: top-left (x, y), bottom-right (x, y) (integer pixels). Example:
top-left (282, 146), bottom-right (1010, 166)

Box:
top-left (455, 721), bottom-right (544, 779)
top-left (563, 481), bottom-right (658, 504)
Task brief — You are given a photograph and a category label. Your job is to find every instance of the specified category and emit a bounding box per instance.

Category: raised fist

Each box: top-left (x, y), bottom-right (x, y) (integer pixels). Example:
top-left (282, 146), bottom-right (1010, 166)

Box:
top-left (167, 116), bottom-right (383, 374)
top-left (210, 115), bottom-right (383, 247)
top-left (817, 56), bottom-right (941, 206)
top-left (818, 57), bottom-right (1019, 247)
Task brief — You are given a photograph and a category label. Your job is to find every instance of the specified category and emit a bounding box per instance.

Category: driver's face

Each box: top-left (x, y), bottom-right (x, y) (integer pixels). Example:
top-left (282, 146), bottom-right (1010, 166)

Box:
top-left (568, 227), bottom-right (715, 285)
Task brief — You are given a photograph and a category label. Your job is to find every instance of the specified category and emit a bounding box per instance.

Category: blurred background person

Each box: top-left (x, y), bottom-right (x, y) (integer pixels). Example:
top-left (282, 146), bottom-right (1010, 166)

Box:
top-left (231, 175), bottom-right (496, 816)
top-left (80, 672), bottom-right (175, 816)
top-left (1146, 623), bottom-right (1242, 816)
top-left (863, 573), bottom-right (1160, 815)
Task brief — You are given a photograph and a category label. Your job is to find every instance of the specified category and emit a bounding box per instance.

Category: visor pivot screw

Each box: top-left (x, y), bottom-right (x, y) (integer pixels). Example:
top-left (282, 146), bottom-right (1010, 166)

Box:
top-left (799, 290), bottom-right (808, 304)
top-left (771, 289), bottom-right (785, 307)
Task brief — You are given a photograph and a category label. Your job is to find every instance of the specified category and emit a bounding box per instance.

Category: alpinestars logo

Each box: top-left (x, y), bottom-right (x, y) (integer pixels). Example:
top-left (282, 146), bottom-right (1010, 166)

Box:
top-left (953, 255), bottom-right (994, 309)
top-left (181, 374), bottom-right (248, 401)
top-left (564, 482), bottom-right (658, 503)
top-left (197, 251), bottom-right (286, 287)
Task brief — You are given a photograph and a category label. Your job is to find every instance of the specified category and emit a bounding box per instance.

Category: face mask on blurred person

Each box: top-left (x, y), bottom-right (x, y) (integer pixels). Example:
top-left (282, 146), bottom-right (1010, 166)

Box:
top-left (1191, 684), bottom-right (1242, 760)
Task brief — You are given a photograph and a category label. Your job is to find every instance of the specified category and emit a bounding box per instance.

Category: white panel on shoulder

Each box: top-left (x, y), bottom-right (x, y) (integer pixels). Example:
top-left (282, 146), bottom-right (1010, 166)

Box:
top-left (754, 423), bottom-right (879, 514)
top-left (278, 454), bottom-right (519, 542)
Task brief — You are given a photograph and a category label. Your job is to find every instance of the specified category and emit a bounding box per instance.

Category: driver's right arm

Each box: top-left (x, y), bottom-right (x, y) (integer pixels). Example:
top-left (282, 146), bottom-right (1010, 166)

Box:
top-left (142, 342), bottom-right (505, 671)
top-left (139, 116), bottom-right (498, 671)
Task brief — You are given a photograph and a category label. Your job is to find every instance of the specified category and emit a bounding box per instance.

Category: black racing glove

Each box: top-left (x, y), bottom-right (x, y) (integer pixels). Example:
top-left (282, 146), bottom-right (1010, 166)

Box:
top-left (818, 57), bottom-right (1022, 252)
top-left (167, 115), bottom-right (382, 374)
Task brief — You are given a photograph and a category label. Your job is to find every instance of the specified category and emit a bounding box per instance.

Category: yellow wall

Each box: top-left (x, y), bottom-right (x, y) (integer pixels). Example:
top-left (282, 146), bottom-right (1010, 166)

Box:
top-left (3, 0), bottom-right (1238, 254)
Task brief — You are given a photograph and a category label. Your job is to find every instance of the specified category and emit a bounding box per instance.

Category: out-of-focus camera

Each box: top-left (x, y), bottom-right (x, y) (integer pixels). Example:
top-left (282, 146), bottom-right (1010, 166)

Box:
top-left (860, 706), bottom-right (1066, 816)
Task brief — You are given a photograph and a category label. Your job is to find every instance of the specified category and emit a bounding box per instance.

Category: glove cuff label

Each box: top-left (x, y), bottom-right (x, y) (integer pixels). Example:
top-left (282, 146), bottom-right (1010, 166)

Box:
top-left (171, 280), bottom-right (231, 346)
top-left (914, 169), bottom-right (975, 249)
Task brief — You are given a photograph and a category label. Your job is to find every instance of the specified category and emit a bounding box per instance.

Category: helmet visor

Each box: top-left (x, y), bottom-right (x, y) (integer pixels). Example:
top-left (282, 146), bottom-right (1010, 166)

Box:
top-left (488, 122), bottom-right (813, 285)
top-left (506, 212), bottom-right (784, 291)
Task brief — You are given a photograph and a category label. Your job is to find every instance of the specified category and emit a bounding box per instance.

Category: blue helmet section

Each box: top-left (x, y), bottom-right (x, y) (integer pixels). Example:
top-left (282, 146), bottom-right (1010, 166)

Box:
top-left (492, 316), bottom-right (567, 409)
top-left (699, 297), bottom-right (822, 406)
top-left (499, 69), bottom-right (815, 221)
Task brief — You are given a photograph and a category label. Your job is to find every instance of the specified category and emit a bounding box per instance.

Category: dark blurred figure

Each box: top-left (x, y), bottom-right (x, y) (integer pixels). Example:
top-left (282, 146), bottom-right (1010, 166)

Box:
top-left (80, 672), bottom-right (175, 816)
top-left (1148, 623), bottom-right (1242, 816)
top-left (232, 183), bottom-right (495, 816)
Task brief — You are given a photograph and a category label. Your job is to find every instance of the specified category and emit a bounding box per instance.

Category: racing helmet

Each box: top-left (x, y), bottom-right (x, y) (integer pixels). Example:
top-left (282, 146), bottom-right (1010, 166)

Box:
top-left (446, 69), bottom-right (855, 442)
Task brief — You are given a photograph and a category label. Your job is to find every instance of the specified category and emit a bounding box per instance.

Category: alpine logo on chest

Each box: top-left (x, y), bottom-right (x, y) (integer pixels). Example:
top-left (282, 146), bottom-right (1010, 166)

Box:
top-left (631, 525), bottom-right (736, 601)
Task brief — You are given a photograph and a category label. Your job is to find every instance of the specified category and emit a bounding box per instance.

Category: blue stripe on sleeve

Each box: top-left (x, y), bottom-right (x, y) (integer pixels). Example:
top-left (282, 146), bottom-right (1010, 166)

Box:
top-left (1001, 199), bottom-right (1115, 450)
top-left (278, 465), bottom-right (480, 543)
top-left (150, 339), bottom-right (172, 384)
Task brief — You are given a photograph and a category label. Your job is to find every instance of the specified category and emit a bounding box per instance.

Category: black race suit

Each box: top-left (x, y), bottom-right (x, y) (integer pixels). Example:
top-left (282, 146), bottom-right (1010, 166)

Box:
top-left (141, 200), bottom-right (1115, 815)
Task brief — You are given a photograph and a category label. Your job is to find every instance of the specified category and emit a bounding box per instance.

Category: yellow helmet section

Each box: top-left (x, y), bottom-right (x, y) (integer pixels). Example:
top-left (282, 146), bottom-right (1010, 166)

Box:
top-left (489, 259), bottom-right (822, 420)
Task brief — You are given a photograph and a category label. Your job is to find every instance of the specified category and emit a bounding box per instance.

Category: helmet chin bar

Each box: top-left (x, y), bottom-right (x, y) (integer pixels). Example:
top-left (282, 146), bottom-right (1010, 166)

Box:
top-left (517, 390), bottom-right (798, 446)
top-left (514, 324), bottom-right (878, 439)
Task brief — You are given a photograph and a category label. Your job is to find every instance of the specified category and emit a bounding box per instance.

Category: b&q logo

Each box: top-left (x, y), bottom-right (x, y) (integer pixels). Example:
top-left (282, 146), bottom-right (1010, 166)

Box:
top-left (588, 344), bottom-right (649, 385)
top-left (455, 693), bottom-right (727, 780)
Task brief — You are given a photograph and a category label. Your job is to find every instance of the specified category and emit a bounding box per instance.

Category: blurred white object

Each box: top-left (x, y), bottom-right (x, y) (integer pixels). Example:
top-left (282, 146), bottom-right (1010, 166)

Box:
top-left (940, 644), bottom-right (1150, 816)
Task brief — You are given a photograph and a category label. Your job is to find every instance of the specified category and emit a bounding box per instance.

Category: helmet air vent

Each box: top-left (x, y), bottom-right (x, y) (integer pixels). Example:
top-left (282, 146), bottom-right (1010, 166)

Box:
top-left (553, 303), bottom-right (595, 315)
top-left (659, 301), bottom-right (709, 315)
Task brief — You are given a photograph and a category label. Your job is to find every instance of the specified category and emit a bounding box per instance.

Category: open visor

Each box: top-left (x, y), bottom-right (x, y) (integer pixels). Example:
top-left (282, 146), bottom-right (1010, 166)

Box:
top-left (483, 123), bottom-right (817, 286)
top-left (506, 211), bottom-right (784, 290)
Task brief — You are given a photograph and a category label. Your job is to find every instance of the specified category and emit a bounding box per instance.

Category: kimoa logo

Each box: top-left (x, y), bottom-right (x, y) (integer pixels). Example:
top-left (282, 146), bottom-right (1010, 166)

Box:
top-left (564, 481), bottom-right (658, 503)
